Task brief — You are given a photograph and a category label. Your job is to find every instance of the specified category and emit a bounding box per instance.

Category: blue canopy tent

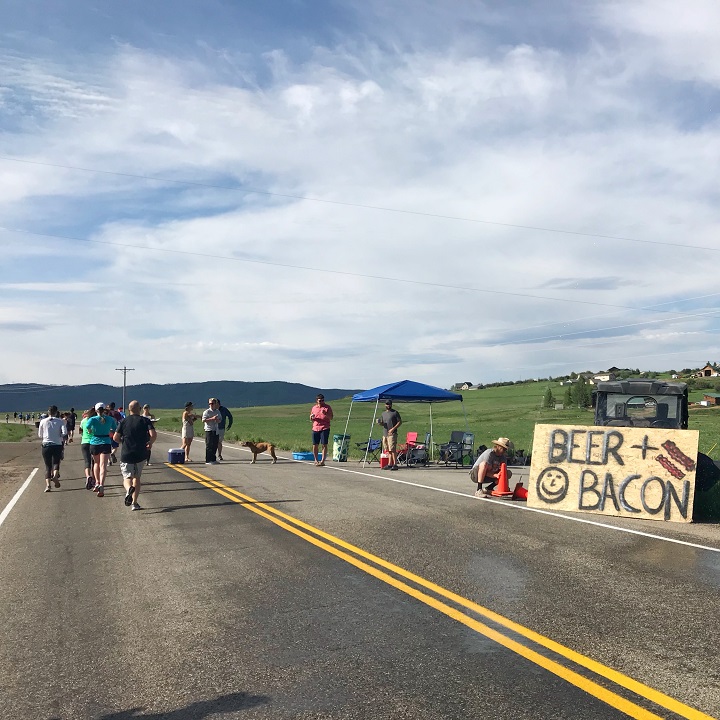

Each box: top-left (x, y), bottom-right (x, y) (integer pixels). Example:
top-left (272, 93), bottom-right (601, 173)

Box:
top-left (341, 380), bottom-right (466, 466)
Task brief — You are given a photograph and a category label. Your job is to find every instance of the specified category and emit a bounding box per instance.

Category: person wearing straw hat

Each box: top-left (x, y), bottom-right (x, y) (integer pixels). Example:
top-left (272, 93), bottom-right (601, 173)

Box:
top-left (470, 437), bottom-right (512, 498)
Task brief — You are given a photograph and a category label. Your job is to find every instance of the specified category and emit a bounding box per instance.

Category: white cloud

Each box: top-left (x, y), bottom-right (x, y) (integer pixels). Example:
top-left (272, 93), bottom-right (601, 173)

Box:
top-left (599, 0), bottom-right (720, 85)
top-left (2, 2), bottom-right (720, 388)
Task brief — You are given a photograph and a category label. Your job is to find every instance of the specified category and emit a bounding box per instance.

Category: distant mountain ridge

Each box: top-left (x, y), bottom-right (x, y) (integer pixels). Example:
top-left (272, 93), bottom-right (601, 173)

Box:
top-left (0, 381), bottom-right (361, 412)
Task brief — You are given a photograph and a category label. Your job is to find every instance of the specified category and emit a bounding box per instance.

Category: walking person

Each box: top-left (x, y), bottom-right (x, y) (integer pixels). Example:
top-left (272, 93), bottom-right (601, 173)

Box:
top-left (84, 403), bottom-right (118, 497)
top-left (202, 398), bottom-right (222, 465)
top-left (217, 399), bottom-right (233, 461)
top-left (113, 400), bottom-right (157, 511)
top-left (310, 394), bottom-right (334, 466)
top-left (38, 406), bottom-right (67, 492)
top-left (141, 404), bottom-right (155, 465)
top-left (79, 407), bottom-right (97, 489)
top-left (181, 402), bottom-right (199, 462)
top-left (378, 399), bottom-right (402, 470)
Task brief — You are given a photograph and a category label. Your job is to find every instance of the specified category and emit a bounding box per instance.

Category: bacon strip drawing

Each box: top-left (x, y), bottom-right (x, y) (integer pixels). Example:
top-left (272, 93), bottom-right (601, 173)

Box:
top-left (654, 453), bottom-right (685, 480)
top-left (661, 440), bottom-right (696, 472)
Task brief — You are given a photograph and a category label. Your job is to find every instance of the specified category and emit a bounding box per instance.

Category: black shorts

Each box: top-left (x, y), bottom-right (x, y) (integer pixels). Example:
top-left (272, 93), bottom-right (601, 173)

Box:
top-left (90, 443), bottom-right (112, 455)
top-left (312, 429), bottom-right (330, 445)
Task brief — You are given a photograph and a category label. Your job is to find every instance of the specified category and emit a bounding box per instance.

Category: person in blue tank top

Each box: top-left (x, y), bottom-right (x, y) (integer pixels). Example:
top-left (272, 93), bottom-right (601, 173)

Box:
top-left (84, 403), bottom-right (118, 497)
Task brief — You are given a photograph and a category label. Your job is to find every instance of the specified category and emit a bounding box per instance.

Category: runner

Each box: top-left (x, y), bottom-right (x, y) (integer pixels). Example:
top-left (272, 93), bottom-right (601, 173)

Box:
top-left (84, 403), bottom-right (118, 497)
top-left (141, 404), bottom-right (155, 465)
top-left (66, 407), bottom-right (77, 442)
top-left (107, 403), bottom-right (123, 464)
top-left (113, 400), bottom-right (156, 511)
top-left (79, 407), bottom-right (97, 489)
top-left (37, 406), bottom-right (67, 492)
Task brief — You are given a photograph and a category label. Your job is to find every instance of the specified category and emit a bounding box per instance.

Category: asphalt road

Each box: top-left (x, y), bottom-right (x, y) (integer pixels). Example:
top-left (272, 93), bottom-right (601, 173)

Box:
top-left (0, 432), bottom-right (718, 720)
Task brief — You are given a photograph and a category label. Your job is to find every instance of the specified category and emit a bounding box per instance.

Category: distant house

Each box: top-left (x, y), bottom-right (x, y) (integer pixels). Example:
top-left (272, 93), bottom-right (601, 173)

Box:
top-left (453, 382), bottom-right (474, 391)
top-left (698, 363), bottom-right (720, 378)
top-left (591, 372), bottom-right (616, 384)
top-left (702, 393), bottom-right (720, 406)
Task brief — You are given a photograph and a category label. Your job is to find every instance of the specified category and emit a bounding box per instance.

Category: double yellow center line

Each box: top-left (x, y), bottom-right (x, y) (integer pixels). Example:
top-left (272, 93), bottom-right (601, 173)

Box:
top-left (167, 463), bottom-right (715, 720)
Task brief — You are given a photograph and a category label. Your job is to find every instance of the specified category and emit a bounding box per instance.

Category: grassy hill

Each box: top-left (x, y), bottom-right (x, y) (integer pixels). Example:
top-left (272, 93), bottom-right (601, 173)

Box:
top-left (148, 381), bottom-right (720, 460)
top-left (8, 380), bottom-right (720, 461)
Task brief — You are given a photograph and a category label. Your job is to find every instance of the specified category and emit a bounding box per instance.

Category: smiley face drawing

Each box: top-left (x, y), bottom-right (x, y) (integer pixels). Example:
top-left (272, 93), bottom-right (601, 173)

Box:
top-left (536, 466), bottom-right (570, 504)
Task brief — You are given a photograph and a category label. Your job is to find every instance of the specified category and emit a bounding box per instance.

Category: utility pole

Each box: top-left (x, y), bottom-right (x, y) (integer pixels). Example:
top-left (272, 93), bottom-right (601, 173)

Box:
top-left (115, 367), bottom-right (135, 412)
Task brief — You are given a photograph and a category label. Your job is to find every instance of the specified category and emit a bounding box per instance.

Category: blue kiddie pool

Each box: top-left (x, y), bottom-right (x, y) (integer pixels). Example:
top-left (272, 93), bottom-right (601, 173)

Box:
top-left (292, 452), bottom-right (315, 461)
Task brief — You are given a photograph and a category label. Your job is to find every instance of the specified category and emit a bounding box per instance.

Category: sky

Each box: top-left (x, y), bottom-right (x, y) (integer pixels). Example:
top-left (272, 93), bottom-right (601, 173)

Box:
top-left (2, 0), bottom-right (720, 391)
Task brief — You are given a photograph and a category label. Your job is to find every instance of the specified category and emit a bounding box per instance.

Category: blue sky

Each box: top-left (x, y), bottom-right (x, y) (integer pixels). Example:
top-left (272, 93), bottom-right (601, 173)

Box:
top-left (2, 1), bottom-right (720, 390)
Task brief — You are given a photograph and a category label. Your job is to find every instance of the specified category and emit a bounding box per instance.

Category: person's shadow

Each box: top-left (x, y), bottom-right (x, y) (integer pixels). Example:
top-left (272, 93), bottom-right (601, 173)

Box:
top-left (52, 691), bottom-right (271, 719)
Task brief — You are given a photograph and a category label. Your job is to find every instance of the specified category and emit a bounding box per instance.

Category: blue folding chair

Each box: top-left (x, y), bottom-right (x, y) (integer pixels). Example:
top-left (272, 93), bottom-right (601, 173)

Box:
top-left (356, 438), bottom-right (382, 464)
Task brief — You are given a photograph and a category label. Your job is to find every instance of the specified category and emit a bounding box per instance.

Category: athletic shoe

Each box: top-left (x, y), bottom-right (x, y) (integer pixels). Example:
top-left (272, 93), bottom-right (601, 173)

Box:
top-left (389, 465), bottom-right (398, 471)
top-left (85, 476), bottom-right (94, 490)
top-left (92, 484), bottom-right (100, 492)
top-left (96, 486), bottom-right (104, 497)
top-left (218, 454), bottom-right (223, 461)
top-left (474, 488), bottom-right (490, 498)
top-left (131, 502), bottom-right (141, 511)
top-left (318, 461), bottom-right (326, 467)
top-left (44, 486), bottom-right (51, 493)
top-left (124, 486), bottom-right (134, 507)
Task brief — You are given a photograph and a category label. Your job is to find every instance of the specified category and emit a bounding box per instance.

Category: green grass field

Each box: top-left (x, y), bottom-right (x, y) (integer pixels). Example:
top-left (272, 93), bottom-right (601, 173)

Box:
top-left (147, 382), bottom-right (720, 461)
top-left (7, 381), bottom-right (719, 460)
top-left (0, 423), bottom-right (34, 442)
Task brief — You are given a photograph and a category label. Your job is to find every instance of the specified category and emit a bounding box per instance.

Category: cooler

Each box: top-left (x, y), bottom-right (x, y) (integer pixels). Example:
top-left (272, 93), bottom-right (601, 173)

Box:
top-left (168, 448), bottom-right (185, 464)
top-left (379, 452), bottom-right (390, 469)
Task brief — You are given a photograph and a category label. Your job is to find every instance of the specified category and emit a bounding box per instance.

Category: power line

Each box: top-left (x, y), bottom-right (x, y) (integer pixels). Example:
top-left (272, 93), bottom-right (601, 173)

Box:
top-left (1, 154), bottom-right (719, 253)
top-left (0, 224), bottom-right (702, 314)
top-left (4, 224), bottom-right (720, 353)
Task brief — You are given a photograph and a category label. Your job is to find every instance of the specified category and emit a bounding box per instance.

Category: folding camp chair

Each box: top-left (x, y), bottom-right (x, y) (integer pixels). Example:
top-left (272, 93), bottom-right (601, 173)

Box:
top-left (397, 431), bottom-right (430, 467)
top-left (396, 431), bottom-right (418, 465)
top-left (356, 438), bottom-right (382, 464)
top-left (406, 432), bottom-right (430, 467)
top-left (435, 430), bottom-right (465, 466)
top-left (460, 432), bottom-right (475, 467)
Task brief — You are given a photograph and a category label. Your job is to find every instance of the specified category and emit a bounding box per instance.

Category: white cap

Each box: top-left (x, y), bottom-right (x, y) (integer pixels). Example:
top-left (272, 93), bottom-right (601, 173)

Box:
top-left (94, 402), bottom-right (105, 411)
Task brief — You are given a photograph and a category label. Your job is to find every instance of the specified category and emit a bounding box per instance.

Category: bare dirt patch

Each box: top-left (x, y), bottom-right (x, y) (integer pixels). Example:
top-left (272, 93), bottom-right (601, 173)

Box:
top-left (0, 442), bottom-right (40, 507)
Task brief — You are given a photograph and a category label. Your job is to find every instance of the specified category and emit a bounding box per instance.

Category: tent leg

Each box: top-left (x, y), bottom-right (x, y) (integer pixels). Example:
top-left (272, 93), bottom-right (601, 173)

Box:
top-left (362, 399), bottom-right (380, 467)
top-left (430, 404), bottom-right (434, 461)
top-left (342, 402), bottom-right (354, 465)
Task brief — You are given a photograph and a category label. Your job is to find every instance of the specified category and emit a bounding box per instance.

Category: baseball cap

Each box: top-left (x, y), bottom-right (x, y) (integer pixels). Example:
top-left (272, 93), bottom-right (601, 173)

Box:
top-left (94, 402), bottom-right (105, 411)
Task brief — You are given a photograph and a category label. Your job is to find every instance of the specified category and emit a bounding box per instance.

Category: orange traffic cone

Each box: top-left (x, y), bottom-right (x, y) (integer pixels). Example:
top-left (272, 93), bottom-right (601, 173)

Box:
top-left (512, 482), bottom-right (528, 501)
top-left (490, 463), bottom-right (514, 497)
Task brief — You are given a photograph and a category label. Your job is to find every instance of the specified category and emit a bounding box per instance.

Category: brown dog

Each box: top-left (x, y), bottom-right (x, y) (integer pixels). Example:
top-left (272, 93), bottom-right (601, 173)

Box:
top-left (241, 441), bottom-right (277, 464)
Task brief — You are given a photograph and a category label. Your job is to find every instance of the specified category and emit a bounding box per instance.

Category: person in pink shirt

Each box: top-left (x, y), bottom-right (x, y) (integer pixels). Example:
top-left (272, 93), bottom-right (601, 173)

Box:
top-left (310, 394), bottom-right (333, 466)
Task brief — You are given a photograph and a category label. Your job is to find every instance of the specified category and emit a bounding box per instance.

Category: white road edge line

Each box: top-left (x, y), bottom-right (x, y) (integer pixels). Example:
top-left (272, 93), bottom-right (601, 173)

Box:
top-left (0, 468), bottom-right (37, 530)
top-left (156, 431), bottom-right (720, 554)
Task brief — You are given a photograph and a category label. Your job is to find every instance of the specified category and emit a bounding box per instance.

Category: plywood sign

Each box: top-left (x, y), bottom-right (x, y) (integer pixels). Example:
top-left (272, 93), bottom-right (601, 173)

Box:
top-left (527, 424), bottom-right (698, 523)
